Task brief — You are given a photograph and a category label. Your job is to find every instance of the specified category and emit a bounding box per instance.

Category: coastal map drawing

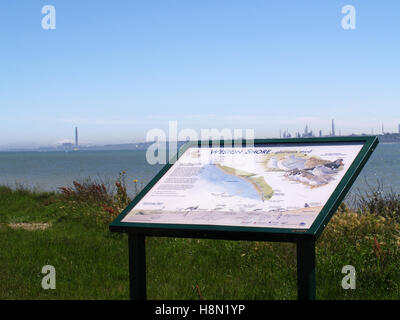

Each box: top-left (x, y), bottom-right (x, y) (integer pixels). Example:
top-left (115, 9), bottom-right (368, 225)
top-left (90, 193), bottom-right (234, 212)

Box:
top-left (264, 152), bottom-right (345, 188)
top-left (122, 143), bottom-right (363, 229)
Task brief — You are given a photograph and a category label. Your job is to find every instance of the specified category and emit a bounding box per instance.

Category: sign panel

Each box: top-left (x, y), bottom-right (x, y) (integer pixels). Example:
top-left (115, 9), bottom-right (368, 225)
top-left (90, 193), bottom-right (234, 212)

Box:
top-left (120, 138), bottom-right (375, 231)
top-left (122, 143), bottom-right (363, 229)
top-left (110, 137), bottom-right (378, 300)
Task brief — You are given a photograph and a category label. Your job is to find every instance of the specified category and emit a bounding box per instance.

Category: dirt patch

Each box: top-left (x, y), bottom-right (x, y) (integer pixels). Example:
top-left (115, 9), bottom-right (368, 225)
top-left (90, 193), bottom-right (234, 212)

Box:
top-left (7, 222), bottom-right (51, 231)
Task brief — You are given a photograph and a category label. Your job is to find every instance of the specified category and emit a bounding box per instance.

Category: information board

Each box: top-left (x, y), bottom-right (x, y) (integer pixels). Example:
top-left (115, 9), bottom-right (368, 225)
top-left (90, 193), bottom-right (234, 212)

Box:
top-left (110, 137), bottom-right (378, 241)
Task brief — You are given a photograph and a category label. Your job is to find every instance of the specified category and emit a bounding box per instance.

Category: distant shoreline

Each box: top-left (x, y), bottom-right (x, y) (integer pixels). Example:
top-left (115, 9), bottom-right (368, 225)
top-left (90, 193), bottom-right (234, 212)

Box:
top-left (1, 136), bottom-right (399, 153)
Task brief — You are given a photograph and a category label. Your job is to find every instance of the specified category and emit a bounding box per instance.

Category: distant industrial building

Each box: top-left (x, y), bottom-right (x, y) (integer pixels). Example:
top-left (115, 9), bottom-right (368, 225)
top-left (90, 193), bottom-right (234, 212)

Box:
top-left (302, 125), bottom-right (313, 138)
top-left (277, 120), bottom-right (400, 142)
top-left (282, 129), bottom-right (291, 138)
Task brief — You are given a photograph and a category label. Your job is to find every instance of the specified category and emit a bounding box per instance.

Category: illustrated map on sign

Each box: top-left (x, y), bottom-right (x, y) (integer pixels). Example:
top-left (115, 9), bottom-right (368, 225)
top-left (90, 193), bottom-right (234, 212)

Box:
top-left (122, 143), bottom-right (363, 229)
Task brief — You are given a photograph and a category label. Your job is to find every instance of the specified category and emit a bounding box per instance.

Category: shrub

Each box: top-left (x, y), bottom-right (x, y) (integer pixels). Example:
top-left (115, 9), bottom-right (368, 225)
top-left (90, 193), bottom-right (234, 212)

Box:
top-left (349, 181), bottom-right (400, 222)
top-left (58, 172), bottom-right (134, 225)
top-left (59, 179), bottom-right (114, 206)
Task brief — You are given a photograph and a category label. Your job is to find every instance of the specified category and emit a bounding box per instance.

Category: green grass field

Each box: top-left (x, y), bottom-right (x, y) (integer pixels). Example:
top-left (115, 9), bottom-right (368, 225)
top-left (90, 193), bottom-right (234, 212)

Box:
top-left (1, 185), bottom-right (400, 300)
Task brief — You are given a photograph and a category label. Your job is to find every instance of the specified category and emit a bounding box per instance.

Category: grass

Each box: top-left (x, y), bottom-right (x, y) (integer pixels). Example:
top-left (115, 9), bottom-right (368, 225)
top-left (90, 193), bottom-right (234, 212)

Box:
top-left (1, 182), bottom-right (400, 300)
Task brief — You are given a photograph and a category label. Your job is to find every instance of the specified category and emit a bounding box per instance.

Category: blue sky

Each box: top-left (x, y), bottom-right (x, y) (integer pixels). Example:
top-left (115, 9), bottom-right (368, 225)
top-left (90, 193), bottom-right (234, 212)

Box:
top-left (1, 0), bottom-right (399, 146)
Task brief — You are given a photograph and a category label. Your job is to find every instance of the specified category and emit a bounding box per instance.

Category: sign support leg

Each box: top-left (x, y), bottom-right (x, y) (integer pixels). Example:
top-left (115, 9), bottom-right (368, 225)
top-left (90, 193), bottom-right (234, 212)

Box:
top-left (296, 239), bottom-right (316, 300)
top-left (128, 233), bottom-right (146, 300)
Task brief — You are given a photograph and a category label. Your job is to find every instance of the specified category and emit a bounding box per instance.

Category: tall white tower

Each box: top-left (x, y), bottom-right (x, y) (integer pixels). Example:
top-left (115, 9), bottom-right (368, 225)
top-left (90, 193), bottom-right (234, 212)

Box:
top-left (75, 127), bottom-right (78, 147)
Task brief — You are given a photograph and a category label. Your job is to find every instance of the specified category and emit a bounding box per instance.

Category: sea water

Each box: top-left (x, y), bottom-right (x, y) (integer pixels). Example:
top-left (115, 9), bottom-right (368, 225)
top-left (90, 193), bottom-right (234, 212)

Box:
top-left (0, 143), bottom-right (399, 201)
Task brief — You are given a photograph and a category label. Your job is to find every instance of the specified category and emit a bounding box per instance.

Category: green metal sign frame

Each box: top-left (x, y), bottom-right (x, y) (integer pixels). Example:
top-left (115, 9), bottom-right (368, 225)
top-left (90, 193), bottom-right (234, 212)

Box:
top-left (109, 136), bottom-right (378, 300)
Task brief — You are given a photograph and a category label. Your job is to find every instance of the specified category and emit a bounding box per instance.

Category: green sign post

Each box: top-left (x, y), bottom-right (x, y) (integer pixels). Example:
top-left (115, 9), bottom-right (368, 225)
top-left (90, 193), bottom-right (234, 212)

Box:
top-left (109, 136), bottom-right (378, 300)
